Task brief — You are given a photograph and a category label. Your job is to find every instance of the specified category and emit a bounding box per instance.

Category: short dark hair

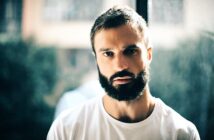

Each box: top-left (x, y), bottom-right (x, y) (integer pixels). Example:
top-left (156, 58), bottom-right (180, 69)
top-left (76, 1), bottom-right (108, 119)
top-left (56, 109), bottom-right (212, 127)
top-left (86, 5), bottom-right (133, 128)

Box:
top-left (90, 5), bottom-right (150, 53)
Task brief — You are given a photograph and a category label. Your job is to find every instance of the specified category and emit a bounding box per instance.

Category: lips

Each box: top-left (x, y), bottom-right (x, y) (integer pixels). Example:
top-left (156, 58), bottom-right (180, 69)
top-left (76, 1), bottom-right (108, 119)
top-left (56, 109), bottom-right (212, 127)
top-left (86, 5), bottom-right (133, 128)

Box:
top-left (113, 76), bottom-right (133, 85)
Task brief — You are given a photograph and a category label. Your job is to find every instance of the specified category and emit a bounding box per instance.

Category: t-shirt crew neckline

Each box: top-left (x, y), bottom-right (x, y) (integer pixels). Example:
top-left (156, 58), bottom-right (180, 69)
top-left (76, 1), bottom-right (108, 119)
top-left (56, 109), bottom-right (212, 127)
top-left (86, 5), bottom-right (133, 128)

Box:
top-left (99, 96), bottom-right (159, 129)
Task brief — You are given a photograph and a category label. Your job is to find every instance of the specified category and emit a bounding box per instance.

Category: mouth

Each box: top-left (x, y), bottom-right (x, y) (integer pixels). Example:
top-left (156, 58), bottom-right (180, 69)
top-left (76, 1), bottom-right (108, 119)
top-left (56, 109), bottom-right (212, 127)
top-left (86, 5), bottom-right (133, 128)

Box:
top-left (113, 76), bottom-right (133, 85)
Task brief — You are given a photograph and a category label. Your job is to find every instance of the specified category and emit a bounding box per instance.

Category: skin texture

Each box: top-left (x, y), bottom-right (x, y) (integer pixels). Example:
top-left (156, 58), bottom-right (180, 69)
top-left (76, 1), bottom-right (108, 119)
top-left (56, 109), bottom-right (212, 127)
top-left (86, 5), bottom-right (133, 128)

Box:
top-left (94, 24), bottom-right (155, 123)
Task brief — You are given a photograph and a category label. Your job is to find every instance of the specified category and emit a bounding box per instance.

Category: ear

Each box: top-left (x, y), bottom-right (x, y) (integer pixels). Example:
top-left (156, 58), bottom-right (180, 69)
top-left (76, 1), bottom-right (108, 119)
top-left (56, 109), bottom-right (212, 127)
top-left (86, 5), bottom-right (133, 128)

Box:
top-left (147, 47), bottom-right (152, 63)
top-left (92, 51), bottom-right (97, 59)
top-left (92, 51), bottom-right (95, 57)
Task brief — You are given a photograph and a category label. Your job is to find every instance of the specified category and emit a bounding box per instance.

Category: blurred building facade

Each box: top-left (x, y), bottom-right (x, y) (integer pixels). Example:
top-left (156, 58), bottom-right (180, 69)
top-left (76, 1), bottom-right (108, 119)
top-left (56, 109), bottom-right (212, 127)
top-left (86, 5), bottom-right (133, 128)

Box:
top-left (149, 0), bottom-right (214, 48)
top-left (21, 0), bottom-right (135, 48)
top-left (1, 0), bottom-right (213, 48)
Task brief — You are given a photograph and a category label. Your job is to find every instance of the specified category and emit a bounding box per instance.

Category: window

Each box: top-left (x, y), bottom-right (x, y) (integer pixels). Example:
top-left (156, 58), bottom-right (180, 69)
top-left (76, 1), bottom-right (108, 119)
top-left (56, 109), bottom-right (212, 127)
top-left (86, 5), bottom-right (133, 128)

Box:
top-left (0, 0), bottom-right (22, 34)
top-left (149, 0), bottom-right (184, 25)
top-left (43, 0), bottom-right (104, 21)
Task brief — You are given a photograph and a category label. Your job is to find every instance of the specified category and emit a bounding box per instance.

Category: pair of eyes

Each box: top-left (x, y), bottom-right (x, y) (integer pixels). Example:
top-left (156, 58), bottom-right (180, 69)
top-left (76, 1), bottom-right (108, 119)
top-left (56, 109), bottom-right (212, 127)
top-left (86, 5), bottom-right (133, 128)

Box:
top-left (102, 48), bottom-right (139, 57)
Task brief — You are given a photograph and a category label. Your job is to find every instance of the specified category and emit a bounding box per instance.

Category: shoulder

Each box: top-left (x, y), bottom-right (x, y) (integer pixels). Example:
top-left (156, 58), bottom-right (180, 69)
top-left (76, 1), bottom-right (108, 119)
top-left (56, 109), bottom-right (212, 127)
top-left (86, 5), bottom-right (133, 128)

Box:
top-left (58, 96), bottom-right (100, 125)
top-left (155, 98), bottom-right (200, 139)
top-left (47, 96), bottom-right (102, 139)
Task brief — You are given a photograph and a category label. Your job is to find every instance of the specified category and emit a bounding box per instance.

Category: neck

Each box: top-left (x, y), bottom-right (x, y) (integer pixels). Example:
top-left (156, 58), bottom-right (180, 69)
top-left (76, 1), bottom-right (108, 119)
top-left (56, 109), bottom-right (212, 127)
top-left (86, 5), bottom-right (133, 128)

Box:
top-left (103, 86), bottom-right (155, 123)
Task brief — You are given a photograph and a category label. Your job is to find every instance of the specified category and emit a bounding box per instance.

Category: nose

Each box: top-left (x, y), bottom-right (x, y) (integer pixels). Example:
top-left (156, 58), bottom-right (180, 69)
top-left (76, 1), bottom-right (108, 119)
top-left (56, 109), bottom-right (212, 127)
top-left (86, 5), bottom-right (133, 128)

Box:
top-left (113, 53), bottom-right (129, 71)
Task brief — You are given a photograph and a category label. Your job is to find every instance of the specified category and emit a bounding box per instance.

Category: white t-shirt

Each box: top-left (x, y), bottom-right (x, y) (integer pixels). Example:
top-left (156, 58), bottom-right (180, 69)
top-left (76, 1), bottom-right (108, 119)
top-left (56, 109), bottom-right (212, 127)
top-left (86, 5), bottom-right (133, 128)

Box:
top-left (47, 96), bottom-right (200, 140)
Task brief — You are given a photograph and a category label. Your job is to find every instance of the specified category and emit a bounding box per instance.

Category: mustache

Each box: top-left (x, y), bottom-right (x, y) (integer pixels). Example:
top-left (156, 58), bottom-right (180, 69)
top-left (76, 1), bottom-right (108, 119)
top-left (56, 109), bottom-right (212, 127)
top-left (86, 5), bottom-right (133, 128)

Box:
top-left (110, 70), bottom-right (135, 83)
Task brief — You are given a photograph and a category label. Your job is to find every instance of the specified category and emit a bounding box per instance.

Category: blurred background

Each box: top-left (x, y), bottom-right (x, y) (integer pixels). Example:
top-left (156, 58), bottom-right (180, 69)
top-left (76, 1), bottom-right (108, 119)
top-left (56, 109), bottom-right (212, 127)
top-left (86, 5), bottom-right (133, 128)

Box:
top-left (0, 0), bottom-right (213, 140)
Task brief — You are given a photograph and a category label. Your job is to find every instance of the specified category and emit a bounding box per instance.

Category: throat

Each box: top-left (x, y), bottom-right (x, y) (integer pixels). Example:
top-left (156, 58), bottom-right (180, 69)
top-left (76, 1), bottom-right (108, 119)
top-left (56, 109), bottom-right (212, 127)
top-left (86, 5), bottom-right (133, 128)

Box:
top-left (103, 93), bottom-right (155, 123)
top-left (113, 102), bottom-right (155, 123)
top-left (118, 116), bottom-right (143, 123)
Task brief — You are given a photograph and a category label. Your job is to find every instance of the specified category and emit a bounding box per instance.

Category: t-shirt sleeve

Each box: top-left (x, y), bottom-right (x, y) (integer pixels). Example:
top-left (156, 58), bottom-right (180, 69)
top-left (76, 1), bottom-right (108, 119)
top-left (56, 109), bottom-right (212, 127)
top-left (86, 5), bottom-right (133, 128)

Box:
top-left (177, 123), bottom-right (201, 140)
top-left (46, 118), bottom-right (62, 140)
top-left (46, 108), bottom-right (79, 140)
top-left (191, 125), bottom-right (200, 140)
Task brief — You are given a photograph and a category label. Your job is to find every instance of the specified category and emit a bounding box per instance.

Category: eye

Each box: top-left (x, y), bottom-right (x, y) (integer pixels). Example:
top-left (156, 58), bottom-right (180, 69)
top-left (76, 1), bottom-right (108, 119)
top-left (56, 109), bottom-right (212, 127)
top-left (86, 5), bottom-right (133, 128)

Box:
top-left (103, 51), bottom-right (114, 57)
top-left (124, 48), bottom-right (138, 56)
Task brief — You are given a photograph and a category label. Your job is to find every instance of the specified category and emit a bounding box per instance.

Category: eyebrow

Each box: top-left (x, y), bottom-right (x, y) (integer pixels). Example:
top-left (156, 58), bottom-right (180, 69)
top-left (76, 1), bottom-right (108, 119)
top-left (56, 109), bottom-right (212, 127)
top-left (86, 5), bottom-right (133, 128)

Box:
top-left (124, 44), bottom-right (139, 50)
top-left (98, 47), bottom-right (112, 52)
top-left (98, 44), bottom-right (140, 52)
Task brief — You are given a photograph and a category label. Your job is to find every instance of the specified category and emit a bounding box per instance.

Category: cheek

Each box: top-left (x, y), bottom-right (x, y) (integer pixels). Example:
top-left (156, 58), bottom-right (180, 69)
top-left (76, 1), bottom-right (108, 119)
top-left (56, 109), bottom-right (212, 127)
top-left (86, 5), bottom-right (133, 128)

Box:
top-left (139, 51), bottom-right (150, 68)
top-left (97, 59), bottom-right (110, 76)
top-left (136, 60), bottom-right (145, 71)
top-left (131, 55), bottom-right (146, 70)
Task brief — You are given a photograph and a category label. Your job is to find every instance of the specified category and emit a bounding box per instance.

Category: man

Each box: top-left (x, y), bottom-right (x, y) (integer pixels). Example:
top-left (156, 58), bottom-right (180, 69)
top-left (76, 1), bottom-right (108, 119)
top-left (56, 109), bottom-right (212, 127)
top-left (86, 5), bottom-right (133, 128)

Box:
top-left (47, 5), bottom-right (200, 140)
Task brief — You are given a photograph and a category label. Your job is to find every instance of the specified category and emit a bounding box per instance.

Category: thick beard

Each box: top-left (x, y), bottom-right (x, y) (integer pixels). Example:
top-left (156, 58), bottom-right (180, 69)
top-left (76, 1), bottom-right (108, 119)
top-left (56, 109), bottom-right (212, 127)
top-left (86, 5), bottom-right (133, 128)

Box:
top-left (98, 68), bottom-right (149, 101)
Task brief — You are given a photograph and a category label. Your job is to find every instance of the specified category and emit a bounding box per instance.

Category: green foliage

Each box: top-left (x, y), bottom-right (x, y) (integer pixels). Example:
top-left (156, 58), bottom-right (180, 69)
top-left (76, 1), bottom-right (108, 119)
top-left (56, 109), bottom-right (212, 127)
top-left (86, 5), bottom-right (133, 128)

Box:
top-left (150, 35), bottom-right (214, 140)
top-left (0, 41), bottom-right (58, 140)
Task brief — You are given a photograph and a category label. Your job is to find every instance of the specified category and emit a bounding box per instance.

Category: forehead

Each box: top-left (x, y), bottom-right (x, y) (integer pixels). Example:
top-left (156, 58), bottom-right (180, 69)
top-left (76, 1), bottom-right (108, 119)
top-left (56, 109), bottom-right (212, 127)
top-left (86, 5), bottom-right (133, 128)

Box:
top-left (94, 24), bottom-right (144, 51)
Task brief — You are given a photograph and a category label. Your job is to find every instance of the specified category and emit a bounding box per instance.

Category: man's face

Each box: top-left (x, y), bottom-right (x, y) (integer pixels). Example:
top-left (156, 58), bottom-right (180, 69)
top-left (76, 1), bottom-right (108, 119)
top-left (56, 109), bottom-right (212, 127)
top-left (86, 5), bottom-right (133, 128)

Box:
top-left (94, 24), bottom-right (152, 101)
